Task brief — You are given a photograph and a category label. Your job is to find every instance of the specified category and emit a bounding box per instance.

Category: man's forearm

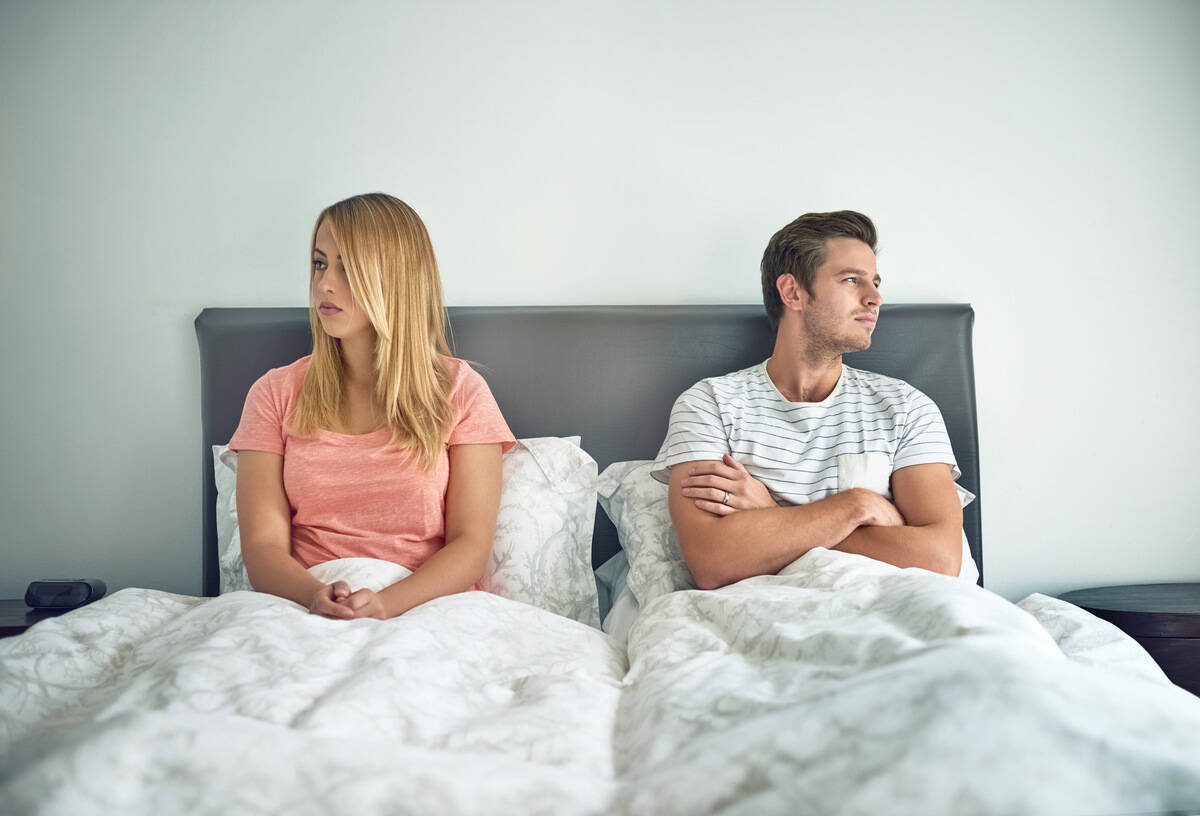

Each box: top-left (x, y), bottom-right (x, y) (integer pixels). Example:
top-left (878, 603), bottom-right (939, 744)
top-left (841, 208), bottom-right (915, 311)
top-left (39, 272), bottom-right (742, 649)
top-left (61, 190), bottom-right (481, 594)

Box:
top-left (675, 490), bottom-right (875, 589)
top-left (834, 522), bottom-right (961, 576)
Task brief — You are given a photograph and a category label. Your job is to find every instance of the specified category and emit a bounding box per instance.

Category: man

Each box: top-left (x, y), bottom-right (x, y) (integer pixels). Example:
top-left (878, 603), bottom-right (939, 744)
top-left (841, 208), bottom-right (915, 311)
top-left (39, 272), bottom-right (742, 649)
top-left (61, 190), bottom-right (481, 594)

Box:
top-left (652, 211), bottom-right (976, 590)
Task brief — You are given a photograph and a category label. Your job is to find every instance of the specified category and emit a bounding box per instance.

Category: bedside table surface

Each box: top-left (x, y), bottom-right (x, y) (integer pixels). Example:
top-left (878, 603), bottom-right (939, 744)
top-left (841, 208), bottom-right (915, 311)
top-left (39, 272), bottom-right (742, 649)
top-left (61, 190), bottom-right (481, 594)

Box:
top-left (0, 599), bottom-right (72, 637)
top-left (1, 598), bottom-right (36, 619)
top-left (1059, 582), bottom-right (1200, 638)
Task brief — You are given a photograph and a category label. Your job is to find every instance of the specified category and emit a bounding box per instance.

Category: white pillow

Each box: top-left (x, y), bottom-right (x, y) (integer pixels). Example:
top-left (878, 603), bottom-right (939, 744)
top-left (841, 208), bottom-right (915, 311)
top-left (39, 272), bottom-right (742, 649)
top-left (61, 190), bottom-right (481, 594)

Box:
top-left (596, 460), bottom-right (695, 606)
top-left (213, 445), bottom-right (252, 593)
top-left (211, 437), bottom-right (600, 627)
top-left (482, 436), bottom-right (600, 627)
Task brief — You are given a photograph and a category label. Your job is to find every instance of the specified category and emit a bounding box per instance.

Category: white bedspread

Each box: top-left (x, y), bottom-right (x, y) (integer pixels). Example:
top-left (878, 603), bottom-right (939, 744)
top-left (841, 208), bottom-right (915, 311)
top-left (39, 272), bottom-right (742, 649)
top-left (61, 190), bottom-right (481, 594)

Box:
top-left (615, 548), bottom-right (1200, 814)
top-left (3, 552), bottom-right (1199, 815)
top-left (0, 560), bottom-right (626, 815)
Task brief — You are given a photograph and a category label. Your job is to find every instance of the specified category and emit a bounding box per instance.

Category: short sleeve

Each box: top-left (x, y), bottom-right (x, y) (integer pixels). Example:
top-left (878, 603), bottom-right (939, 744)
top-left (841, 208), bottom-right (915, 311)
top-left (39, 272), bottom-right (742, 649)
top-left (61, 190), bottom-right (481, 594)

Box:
top-left (893, 387), bottom-right (960, 479)
top-left (446, 362), bottom-right (516, 452)
top-left (650, 381), bottom-right (730, 484)
top-left (229, 371), bottom-right (286, 455)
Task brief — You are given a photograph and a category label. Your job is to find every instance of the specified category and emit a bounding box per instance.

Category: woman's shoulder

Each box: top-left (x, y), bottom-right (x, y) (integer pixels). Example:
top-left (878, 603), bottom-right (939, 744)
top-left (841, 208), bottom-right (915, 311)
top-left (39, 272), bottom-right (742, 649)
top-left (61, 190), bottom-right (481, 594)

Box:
top-left (440, 356), bottom-right (514, 446)
top-left (442, 355), bottom-right (483, 389)
top-left (442, 356), bottom-right (502, 411)
top-left (232, 356), bottom-right (312, 451)
top-left (268, 355), bottom-right (312, 381)
top-left (250, 355), bottom-right (312, 399)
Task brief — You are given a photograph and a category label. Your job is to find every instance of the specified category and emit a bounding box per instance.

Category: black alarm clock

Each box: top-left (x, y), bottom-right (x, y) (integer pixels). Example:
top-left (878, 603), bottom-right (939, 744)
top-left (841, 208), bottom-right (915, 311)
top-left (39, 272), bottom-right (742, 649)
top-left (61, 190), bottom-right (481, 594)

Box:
top-left (24, 579), bottom-right (107, 610)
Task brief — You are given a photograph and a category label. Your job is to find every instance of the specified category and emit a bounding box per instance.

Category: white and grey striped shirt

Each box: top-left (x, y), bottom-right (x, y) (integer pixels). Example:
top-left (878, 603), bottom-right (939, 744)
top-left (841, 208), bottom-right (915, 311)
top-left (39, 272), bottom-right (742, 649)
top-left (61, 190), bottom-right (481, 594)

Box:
top-left (652, 361), bottom-right (960, 506)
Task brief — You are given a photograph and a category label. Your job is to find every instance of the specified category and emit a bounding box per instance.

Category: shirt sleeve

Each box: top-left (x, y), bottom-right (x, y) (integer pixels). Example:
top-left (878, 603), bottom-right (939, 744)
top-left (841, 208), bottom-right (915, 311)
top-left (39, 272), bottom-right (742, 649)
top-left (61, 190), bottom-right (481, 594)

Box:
top-left (650, 381), bottom-right (730, 484)
top-left (447, 362), bottom-right (517, 452)
top-left (893, 386), bottom-right (961, 479)
top-left (229, 370), bottom-right (286, 455)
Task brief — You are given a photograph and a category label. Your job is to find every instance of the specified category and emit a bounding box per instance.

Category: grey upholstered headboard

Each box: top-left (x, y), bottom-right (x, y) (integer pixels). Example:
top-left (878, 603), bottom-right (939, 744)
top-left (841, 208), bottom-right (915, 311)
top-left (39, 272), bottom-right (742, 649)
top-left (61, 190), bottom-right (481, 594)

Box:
top-left (196, 304), bottom-right (982, 596)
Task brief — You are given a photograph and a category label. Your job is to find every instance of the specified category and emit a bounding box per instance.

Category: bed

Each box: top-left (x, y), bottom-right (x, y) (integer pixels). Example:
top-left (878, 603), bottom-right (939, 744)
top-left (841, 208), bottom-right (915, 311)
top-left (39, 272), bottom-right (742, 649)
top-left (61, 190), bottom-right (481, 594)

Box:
top-left (1, 304), bottom-right (1198, 815)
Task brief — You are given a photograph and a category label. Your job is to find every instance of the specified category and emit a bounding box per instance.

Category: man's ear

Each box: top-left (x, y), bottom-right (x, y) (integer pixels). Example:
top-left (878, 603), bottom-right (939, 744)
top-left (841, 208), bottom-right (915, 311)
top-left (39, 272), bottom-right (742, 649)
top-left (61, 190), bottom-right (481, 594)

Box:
top-left (776, 274), bottom-right (808, 315)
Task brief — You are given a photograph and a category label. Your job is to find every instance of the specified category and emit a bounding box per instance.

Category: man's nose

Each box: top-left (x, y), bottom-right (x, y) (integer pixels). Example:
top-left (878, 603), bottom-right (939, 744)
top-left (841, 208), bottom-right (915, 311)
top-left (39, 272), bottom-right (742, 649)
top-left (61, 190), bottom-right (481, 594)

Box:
top-left (864, 283), bottom-right (882, 307)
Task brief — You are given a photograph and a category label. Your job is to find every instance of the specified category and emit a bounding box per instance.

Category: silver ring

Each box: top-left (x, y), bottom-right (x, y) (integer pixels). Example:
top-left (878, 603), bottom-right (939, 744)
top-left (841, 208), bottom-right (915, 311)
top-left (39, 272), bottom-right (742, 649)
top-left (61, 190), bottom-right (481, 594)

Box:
top-left (722, 490), bottom-right (731, 505)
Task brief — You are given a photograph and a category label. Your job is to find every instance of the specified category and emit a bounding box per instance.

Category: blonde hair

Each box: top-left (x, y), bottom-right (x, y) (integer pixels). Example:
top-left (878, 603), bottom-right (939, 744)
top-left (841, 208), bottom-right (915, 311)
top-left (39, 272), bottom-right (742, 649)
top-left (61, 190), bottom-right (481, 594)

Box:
top-left (294, 193), bottom-right (452, 469)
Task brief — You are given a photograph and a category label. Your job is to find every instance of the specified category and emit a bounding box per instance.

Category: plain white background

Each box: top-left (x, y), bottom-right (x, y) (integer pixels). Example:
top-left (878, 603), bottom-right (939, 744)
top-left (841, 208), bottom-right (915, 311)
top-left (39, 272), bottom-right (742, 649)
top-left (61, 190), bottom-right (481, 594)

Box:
top-left (1, 1), bottom-right (1196, 603)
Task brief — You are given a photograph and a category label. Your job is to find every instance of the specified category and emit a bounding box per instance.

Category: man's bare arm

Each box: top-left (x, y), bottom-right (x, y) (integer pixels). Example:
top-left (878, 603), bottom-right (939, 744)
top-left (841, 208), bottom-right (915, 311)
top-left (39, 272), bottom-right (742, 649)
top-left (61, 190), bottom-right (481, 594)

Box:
top-left (833, 463), bottom-right (963, 576)
top-left (668, 460), bottom-right (900, 589)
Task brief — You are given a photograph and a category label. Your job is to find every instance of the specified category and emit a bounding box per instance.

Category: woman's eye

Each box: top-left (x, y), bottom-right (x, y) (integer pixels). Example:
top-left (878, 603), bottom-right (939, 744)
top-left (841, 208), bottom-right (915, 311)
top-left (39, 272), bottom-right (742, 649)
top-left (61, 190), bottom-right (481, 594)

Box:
top-left (312, 260), bottom-right (327, 272)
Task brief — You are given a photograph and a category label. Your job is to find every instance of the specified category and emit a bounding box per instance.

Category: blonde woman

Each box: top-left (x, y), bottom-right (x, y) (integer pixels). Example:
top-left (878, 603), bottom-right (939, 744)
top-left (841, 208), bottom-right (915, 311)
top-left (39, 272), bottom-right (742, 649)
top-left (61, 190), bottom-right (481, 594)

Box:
top-left (230, 193), bottom-right (515, 620)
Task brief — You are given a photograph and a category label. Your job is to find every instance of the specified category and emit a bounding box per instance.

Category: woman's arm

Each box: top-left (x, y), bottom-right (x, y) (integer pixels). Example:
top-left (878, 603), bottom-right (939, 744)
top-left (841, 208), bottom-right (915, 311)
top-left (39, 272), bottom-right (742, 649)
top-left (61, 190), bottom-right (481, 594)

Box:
top-left (343, 442), bottom-right (503, 619)
top-left (236, 450), bottom-right (353, 618)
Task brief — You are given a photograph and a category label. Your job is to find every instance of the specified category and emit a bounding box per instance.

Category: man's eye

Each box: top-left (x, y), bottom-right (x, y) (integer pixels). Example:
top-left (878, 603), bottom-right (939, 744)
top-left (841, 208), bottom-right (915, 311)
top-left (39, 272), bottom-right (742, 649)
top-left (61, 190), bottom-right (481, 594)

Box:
top-left (843, 276), bottom-right (857, 283)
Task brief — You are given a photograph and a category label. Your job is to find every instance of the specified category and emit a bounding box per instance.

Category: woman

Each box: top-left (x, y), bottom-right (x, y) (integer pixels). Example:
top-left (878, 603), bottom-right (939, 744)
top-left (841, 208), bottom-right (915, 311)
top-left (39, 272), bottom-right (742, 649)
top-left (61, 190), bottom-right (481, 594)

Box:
top-left (230, 193), bottom-right (515, 620)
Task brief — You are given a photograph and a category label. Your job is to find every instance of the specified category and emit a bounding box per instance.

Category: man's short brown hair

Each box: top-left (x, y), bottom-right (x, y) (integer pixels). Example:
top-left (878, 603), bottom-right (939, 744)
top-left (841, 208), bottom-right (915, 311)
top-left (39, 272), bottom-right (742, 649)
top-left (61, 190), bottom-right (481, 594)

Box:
top-left (760, 211), bottom-right (878, 331)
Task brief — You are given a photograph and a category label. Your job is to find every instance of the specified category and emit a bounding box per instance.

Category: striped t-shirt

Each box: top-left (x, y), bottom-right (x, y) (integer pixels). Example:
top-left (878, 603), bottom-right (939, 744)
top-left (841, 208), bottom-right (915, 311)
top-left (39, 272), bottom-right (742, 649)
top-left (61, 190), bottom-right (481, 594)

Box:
top-left (651, 361), bottom-right (960, 505)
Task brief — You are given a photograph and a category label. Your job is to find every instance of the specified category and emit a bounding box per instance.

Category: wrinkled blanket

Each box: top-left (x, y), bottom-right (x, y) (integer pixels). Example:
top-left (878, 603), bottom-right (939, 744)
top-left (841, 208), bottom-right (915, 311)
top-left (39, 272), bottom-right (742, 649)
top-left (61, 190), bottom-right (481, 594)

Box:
top-left (0, 560), bottom-right (626, 815)
top-left (616, 548), bottom-right (1200, 814)
top-left (3, 552), bottom-right (1199, 815)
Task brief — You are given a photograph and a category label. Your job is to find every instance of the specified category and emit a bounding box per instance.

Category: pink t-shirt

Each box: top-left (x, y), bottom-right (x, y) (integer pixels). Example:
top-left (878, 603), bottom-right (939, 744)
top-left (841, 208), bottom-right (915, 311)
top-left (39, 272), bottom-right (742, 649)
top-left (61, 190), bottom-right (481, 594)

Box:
top-left (229, 355), bottom-right (515, 570)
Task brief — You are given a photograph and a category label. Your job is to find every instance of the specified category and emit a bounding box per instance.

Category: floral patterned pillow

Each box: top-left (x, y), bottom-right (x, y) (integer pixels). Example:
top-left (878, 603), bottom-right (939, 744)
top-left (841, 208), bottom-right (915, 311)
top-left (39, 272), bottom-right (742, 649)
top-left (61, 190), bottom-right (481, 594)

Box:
top-left (481, 436), bottom-right (600, 626)
top-left (597, 460), bottom-right (695, 607)
top-left (213, 445), bottom-right (252, 594)
top-left (212, 437), bottom-right (600, 627)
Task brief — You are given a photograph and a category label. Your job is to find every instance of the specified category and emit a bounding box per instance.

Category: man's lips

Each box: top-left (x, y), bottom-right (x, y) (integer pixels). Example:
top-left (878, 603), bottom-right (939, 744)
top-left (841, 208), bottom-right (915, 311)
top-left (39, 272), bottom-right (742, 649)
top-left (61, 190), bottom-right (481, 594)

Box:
top-left (854, 313), bottom-right (877, 325)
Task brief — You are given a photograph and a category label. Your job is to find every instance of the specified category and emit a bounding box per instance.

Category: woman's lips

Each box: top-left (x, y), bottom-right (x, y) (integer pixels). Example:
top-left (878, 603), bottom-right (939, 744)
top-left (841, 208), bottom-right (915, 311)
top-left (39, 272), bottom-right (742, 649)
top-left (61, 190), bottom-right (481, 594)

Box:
top-left (318, 302), bottom-right (342, 316)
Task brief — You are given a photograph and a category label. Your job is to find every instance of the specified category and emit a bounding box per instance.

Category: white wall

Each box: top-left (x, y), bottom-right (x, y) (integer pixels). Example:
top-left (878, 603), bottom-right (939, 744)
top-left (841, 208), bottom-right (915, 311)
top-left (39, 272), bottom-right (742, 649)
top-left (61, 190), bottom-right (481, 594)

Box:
top-left (1, 0), bottom-right (1196, 602)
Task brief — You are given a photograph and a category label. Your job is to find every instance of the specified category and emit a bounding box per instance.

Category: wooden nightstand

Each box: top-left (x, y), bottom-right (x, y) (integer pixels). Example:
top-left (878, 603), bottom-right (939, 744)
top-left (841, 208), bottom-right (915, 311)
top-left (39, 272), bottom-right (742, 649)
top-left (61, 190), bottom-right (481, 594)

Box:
top-left (0, 599), bottom-right (68, 639)
top-left (1059, 583), bottom-right (1200, 696)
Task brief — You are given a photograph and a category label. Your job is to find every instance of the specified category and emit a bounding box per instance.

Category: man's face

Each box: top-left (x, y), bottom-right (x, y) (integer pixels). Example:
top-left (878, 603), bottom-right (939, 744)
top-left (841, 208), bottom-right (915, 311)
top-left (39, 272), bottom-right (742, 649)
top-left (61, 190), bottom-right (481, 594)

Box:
top-left (799, 237), bottom-right (882, 355)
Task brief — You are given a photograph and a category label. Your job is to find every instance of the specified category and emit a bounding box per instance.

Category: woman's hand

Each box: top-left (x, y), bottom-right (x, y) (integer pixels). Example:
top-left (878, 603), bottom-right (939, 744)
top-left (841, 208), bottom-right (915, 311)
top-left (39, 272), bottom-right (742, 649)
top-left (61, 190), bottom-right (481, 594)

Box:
top-left (680, 454), bottom-right (776, 517)
top-left (308, 583), bottom-right (388, 620)
top-left (342, 588), bottom-right (389, 620)
top-left (308, 581), bottom-right (355, 619)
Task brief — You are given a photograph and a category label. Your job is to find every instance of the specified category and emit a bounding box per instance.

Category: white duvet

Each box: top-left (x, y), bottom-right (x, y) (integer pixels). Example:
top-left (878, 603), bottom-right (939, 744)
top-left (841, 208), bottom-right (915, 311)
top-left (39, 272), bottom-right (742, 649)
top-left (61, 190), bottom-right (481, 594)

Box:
top-left (0, 560), bottom-right (626, 816)
top-left (3, 552), bottom-right (1199, 815)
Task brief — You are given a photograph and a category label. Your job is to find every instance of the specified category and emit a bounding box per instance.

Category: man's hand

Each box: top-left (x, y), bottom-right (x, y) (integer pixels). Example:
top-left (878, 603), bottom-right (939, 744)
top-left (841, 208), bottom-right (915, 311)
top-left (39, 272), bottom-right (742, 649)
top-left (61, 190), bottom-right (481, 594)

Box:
top-left (852, 488), bottom-right (905, 527)
top-left (833, 464), bottom-right (964, 576)
top-left (680, 454), bottom-right (776, 516)
top-left (670, 461), bottom-right (874, 588)
top-left (309, 581), bottom-right (354, 619)
top-left (342, 588), bottom-right (389, 620)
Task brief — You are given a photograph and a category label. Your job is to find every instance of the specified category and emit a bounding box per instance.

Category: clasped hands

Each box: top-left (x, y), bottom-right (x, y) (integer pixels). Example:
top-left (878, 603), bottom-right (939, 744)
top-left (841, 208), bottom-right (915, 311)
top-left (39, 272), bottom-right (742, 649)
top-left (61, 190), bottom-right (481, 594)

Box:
top-left (680, 453), bottom-right (904, 526)
top-left (308, 582), bottom-right (388, 620)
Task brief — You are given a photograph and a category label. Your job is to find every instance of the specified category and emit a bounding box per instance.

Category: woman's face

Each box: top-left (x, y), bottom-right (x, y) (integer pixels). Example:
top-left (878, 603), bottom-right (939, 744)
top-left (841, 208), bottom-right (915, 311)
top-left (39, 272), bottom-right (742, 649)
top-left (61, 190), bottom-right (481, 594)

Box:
top-left (312, 219), bottom-right (373, 342)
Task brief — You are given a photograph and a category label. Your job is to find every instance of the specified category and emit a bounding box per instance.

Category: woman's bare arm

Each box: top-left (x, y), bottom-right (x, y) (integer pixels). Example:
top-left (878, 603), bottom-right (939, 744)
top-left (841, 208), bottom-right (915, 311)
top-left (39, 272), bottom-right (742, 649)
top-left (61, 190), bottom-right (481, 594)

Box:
top-left (344, 443), bottom-right (504, 619)
top-left (236, 450), bottom-right (353, 618)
